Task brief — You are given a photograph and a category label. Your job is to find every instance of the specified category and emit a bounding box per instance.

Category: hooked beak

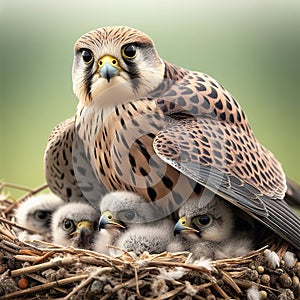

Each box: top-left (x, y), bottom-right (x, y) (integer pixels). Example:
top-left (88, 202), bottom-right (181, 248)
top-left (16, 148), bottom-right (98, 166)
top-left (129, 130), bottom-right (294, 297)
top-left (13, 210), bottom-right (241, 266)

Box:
top-left (70, 220), bottom-right (94, 249)
top-left (98, 211), bottom-right (126, 231)
top-left (70, 220), bottom-right (94, 236)
top-left (174, 216), bottom-right (199, 236)
top-left (98, 55), bottom-right (122, 82)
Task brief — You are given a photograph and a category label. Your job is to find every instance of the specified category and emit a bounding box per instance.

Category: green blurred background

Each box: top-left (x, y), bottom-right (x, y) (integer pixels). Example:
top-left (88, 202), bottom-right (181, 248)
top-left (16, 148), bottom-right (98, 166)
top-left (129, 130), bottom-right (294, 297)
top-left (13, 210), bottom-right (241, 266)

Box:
top-left (0, 0), bottom-right (299, 193)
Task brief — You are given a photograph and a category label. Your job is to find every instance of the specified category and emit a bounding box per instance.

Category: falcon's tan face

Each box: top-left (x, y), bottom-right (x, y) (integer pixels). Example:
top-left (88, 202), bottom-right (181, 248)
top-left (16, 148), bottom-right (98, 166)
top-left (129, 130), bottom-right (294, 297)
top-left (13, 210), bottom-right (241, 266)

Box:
top-left (72, 26), bottom-right (165, 106)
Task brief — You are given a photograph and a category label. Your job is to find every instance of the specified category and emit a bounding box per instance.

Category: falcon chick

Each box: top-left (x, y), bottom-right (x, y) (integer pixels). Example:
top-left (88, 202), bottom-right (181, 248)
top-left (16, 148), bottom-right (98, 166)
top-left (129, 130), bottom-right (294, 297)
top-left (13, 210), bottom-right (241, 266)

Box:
top-left (51, 202), bottom-right (99, 249)
top-left (14, 193), bottom-right (64, 241)
top-left (174, 196), bottom-right (253, 260)
top-left (45, 26), bottom-right (300, 250)
top-left (94, 191), bottom-right (181, 256)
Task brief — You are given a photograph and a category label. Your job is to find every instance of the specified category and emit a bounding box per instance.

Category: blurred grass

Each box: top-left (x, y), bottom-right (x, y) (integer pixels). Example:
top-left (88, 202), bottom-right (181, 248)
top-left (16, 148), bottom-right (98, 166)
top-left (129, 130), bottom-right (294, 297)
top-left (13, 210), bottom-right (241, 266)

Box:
top-left (0, 0), bottom-right (299, 192)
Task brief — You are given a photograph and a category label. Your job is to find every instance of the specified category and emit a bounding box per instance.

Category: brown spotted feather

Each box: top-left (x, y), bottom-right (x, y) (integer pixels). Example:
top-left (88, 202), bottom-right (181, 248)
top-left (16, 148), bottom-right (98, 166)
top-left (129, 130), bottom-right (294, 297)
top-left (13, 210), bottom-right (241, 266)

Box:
top-left (45, 26), bottom-right (300, 249)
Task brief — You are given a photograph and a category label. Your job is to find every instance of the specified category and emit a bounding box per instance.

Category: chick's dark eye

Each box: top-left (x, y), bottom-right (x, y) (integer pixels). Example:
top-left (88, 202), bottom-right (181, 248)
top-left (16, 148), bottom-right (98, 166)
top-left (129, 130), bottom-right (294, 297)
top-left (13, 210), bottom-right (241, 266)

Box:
top-left (122, 44), bottom-right (137, 59)
top-left (193, 215), bottom-right (212, 227)
top-left (81, 49), bottom-right (94, 64)
top-left (34, 210), bottom-right (50, 221)
top-left (63, 219), bottom-right (75, 231)
top-left (198, 216), bottom-right (212, 226)
top-left (121, 210), bottom-right (135, 221)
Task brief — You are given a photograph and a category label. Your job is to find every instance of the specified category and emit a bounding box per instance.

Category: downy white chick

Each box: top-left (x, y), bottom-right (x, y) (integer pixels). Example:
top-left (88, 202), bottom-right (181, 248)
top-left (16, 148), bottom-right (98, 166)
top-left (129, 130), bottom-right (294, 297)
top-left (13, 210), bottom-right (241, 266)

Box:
top-left (14, 193), bottom-right (64, 242)
top-left (94, 191), bottom-right (182, 256)
top-left (174, 196), bottom-right (253, 260)
top-left (51, 202), bottom-right (99, 249)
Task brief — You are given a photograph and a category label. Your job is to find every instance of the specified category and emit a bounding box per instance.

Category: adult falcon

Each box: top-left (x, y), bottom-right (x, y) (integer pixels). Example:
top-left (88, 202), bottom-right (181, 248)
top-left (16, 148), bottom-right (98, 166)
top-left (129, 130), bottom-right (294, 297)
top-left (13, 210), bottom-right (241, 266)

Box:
top-left (45, 26), bottom-right (300, 249)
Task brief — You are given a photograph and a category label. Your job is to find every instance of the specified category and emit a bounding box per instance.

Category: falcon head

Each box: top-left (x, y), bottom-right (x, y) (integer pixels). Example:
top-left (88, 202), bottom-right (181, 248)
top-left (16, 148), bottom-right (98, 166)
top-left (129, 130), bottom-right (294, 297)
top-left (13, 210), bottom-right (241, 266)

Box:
top-left (174, 197), bottom-right (234, 242)
top-left (51, 203), bottom-right (99, 249)
top-left (98, 210), bottom-right (126, 232)
top-left (72, 26), bottom-right (165, 106)
top-left (14, 194), bottom-right (64, 234)
top-left (99, 191), bottom-right (162, 226)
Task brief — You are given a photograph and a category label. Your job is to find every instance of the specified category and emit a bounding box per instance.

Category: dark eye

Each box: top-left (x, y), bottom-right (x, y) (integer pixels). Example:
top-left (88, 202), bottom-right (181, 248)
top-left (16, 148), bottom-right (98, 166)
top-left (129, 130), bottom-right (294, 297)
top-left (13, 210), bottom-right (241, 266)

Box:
top-left (119, 209), bottom-right (136, 222)
top-left (193, 215), bottom-right (212, 227)
top-left (62, 219), bottom-right (75, 231)
top-left (122, 44), bottom-right (137, 59)
top-left (81, 49), bottom-right (94, 64)
top-left (34, 210), bottom-right (50, 221)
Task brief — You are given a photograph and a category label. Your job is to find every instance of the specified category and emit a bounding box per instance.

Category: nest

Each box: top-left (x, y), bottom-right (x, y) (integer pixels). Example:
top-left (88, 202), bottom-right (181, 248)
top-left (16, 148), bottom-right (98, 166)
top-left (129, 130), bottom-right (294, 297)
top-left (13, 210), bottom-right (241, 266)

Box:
top-left (0, 183), bottom-right (300, 300)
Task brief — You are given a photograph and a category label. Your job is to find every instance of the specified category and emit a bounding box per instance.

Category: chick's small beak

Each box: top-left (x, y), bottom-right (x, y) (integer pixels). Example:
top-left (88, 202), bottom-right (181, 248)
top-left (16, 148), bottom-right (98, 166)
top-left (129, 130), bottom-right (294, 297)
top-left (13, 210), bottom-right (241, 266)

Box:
top-left (98, 211), bottom-right (126, 231)
top-left (70, 220), bottom-right (94, 237)
top-left (174, 216), bottom-right (198, 236)
top-left (77, 220), bottom-right (93, 232)
top-left (98, 55), bottom-right (122, 82)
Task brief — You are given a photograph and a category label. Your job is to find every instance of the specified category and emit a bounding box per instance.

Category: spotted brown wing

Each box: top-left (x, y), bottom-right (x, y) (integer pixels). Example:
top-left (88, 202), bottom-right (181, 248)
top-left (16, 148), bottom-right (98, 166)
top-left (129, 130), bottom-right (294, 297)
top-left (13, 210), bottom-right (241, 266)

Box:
top-left (153, 116), bottom-right (300, 249)
top-left (45, 116), bottom-right (108, 208)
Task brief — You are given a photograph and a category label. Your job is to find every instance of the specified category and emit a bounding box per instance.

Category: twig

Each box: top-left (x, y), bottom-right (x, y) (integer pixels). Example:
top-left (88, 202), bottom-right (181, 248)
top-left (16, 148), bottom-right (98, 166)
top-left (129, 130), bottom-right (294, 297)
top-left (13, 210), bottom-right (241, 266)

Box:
top-left (0, 242), bottom-right (19, 255)
top-left (27, 273), bottom-right (68, 294)
top-left (34, 250), bottom-right (57, 265)
top-left (0, 216), bottom-right (42, 234)
top-left (143, 285), bottom-right (185, 300)
top-left (1, 274), bottom-right (88, 299)
top-left (233, 278), bottom-right (279, 292)
top-left (220, 269), bottom-right (241, 294)
top-left (196, 281), bottom-right (213, 291)
top-left (134, 266), bottom-right (140, 296)
top-left (212, 283), bottom-right (231, 299)
top-left (0, 182), bottom-right (34, 193)
top-left (2, 239), bottom-right (22, 251)
top-left (4, 183), bottom-right (48, 214)
top-left (15, 255), bottom-right (41, 263)
top-left (149, 260), bottom-right (211, 273)
top-left (0, 224), bottom-right (17, 241)
top-left (11, 257), bottom-right (78, 277)
top-left (100, 277), bottom-right (144, 300)
top-left (63, 267), bottom-right (113, 300)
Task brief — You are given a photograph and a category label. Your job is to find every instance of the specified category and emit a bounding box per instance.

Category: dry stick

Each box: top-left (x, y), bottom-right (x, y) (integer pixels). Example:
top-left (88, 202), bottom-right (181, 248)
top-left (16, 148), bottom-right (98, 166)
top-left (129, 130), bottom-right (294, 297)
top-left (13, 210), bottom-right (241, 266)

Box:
top-left (15, 254), bottom-right (40, 263)
top-left (27, 273), bottom-right (67, 294)
top-left (0, 224), bottom-right (17, 241)
top-left (4, 183), bottom-right (48, 214)
top-left (2, 239), bottom-right (22, 251)
top-left (193, 296), bottom-right (207, 300)
top-left (220, 269), bottom-right (242, 294)
top-left (149, 260), bottom-right (211, 273)
top-left (134, 267), bottom-right (140, 296)
top-left (212, 245), bottom-right (268, 266)
top-left (34, 250), bottom-right (58, 265)
top-left (63, 267), bottom-right (113, 300)
top-left (195, 281), bottom-right (213, 291)
top-left (143, 286), bottom-right (186, 300)
top-left (1, 274), bottom-right (88, 300)
top-left (233, 278), bottom-right (279, 293)
top-left (0, 216), bottom-right (42, 234)
top-left (212, 283), bottom-right (231, 299)
top-left (0, 182), bottom-right (34, 193)
top-left (100, 278), bottom-right (144, 300)
top-left (11, 257), bottom-right (78, 277)
top-left (0, 242), bottom-right (19, 255)
top-left (17, 183), bottom-right (48, 201)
